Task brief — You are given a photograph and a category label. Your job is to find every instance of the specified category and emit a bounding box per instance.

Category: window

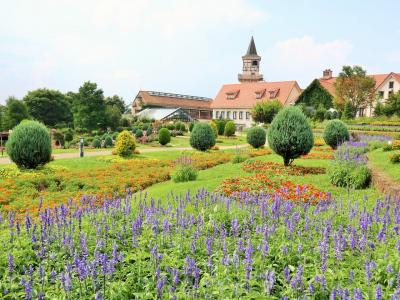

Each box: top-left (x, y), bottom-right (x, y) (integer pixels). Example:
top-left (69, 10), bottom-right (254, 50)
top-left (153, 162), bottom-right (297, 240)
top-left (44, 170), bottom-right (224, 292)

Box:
top-left (220, 111), bottom-right (225, 119)
top-left (246, 112), bottom-right (250, 120)
top-left (239, 111), bottom-right (243, 119)
top-left (389, 81), bottom-right (394, 89)
top-left (252, 60), bottom-right (258, 66)
top-left (226, 90), bottom-right (240, 100)
top-left (378, 91), bottom-right (384, 98)
top-left (233, 111), bottom-right (237, 119)
top-left (215, 111), bottom-right (219, 118)
top-left (255, 89), bottom-right (266, 99)
top-left (226, 111), bottom-right (231, 119)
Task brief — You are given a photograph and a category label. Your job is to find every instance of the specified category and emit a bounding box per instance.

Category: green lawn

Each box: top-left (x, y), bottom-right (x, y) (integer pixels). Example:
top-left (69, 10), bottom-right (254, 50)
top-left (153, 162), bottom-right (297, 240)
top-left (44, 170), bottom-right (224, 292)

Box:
top-left (368, 148), bottom-right (400, 183)
top-left (144, 152), bottom-right (382, 206)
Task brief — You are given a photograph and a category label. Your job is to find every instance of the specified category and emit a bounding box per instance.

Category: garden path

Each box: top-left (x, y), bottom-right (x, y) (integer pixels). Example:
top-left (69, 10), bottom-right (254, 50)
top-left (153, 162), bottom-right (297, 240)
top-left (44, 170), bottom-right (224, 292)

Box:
top-left (0, 144), bottom-right (248, 165)
top-left (368, 161), bottom-right (400, 199)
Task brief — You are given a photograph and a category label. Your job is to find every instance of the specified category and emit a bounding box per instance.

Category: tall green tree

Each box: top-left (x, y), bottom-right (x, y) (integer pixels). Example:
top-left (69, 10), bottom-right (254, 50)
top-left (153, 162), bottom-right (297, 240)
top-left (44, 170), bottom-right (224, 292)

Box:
top-left (23, 88), bottom-right (73, 127)
top-left (0, 104), bottom-right (5, 131)
top-left (105, 105), bottom-right (122, 130)
top-left (296, 79), bottom-right (333, 109)
top-left (105, 95), bottom-right (127, 114)
top-left (72, 82), bottom-right (107, 131)
top-left (382, 91), bottom-right (400, 117)
top-left (334, 65), bottom-right (376, 115)
top-left (251, 100), bottom-right (283, 124)
top-left (4, 97), bottom-right (30, 129)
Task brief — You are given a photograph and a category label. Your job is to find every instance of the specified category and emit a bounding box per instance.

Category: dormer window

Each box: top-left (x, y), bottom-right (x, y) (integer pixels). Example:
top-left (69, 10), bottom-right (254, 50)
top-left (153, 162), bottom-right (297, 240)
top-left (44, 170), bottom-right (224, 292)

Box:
top-left (268, 88), bottom-right (280, 99)
top-left (255, 89), bottom-right (266, 99)
top-left (226, 90), bottom-right (240, 100)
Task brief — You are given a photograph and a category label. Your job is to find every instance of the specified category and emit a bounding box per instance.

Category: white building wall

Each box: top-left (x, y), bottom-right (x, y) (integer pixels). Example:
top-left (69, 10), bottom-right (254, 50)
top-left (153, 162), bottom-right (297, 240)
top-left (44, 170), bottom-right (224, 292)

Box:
top-left (213, 109), bottom-right (253, 130)
top-left (363, 75), bottom-right (400, 117)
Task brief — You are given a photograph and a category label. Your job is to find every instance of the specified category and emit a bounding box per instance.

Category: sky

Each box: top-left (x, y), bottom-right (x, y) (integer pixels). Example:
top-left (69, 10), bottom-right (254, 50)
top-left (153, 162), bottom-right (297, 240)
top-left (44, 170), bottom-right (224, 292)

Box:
top-left (1, 0), bottom-right (400, 105)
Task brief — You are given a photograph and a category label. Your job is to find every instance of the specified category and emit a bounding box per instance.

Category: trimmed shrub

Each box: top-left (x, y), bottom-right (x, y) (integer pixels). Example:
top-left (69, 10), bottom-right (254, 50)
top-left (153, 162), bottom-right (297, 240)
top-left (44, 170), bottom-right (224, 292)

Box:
top-left (135, 129), bottom-right (143, 138)
top-left (92, 138), bottom-right (101, 148)
top-left (64, 131), bottom-right (73, 142)
top-left (247, 127), bottom-right (266, 148)
top-left (189, 122), bottom-right (195, 132)
top-left (323, 120), bottom-right (350, 149)
top-left (104, 135), bottom-right (113, 147)
top-left (214, 119), bottom-right (227, 135)
top-left (390, 153), bottom-right (400, 164)
top-left (268, 107), bottom-right (313, 166)
top-left (210, 122), bottom-right (218, 138)
top-left (146, 127), bottom-right (153, 136)
top-left (167, 123), bottom-right (175, 130)
top-left (115, 130), bottom-right (136, 157)
top-left (175, 122), bottom-right (186, 132)
top-left (158, 128), bottom-right (171, 145)
top-left (6, 120), bottom-right (52, 169)
top-left (190, 123), bottom-right (216, 151)
top-left (224, 121), bottom-right (236, 137)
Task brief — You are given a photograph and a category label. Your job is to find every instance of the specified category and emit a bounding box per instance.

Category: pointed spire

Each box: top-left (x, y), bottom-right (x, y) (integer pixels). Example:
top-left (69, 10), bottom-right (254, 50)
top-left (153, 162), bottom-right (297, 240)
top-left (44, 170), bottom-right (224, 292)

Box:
top-left (246, 36), bottom-right (258, 56)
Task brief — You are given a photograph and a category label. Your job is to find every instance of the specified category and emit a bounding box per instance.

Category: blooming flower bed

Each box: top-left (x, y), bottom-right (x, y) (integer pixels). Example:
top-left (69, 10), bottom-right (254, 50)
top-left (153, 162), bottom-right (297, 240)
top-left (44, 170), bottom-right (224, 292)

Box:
top-left (218, 174), bottom-right (328, 203)
top-left (242, 160), bottom-right (326, 176)
top-left (0, 189), bottom-right (398, 299)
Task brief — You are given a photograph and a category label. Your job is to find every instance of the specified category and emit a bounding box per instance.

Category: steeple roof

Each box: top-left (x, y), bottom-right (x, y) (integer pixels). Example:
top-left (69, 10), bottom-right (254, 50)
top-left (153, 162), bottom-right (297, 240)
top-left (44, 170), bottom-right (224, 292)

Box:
top-left (245, 36), bottom-right (258, 56)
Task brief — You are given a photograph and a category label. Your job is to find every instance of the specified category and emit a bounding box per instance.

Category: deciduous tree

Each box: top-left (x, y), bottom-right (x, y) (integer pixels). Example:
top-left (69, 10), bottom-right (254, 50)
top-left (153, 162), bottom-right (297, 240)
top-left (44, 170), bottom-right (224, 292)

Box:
top-left (251, 99), bottom-right (283, 124)
top-left (23, 88), bottom-right (72, 127)
top-left (334, 66), bottom-right (376, 115)
top-left (72, 82), bottom-right (107, 131)
top-left (4, 97), bottom-right (30, 129)
top-left (105, 95), bottom-right (127, 114)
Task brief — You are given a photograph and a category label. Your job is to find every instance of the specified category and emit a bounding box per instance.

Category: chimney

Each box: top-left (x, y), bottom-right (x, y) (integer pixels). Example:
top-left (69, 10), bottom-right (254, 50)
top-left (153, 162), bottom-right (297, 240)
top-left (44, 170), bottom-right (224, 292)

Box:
top-left (322, 69), bottom-right (333, 79)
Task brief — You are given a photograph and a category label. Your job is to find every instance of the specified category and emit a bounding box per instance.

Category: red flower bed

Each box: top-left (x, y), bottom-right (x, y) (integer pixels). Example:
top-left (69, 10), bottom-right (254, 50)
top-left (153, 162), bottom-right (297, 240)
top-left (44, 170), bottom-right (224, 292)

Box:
top-left (218, 173), bottom-right (328, 204)
top-left (242, 160), bottom-right (325, 176)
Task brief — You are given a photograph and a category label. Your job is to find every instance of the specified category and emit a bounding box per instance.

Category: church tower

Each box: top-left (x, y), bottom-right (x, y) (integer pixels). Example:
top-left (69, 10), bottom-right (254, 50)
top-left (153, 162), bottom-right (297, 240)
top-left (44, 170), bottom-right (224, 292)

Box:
top-left (238, 36), bottom-right (263, 83)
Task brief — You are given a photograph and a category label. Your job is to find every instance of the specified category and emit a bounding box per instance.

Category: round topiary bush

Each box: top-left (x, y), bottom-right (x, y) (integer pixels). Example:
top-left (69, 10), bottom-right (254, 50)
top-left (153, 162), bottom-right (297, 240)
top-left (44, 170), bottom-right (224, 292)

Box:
top-left (6, 120), bottom-right (52, 169)
top-left (167, 123), bottom-right (175, 131)
top-left (92, 138), bottom-right (101, 148)
top-left (268, 107), bottom-right (314, 166)
top-left (210, 122), bottom-right (218, 138)
top-left (104, 135), bottom-right (113, 147)
top-left (190, 123), bottom-right (216, 151)
top-left (115, 130), bottom-right (136, 157)
top-left (146, 127), bottom-right (153, 136)
top-left (247, 127), bottom-right (266, 148)
top-left (158, 128), bottom-right (171, 145)
top-left (135, 129), bottom-right (143, 138)
top-left (323, 120), bottom-right (350, 149)
top-left (224, 121), bottom-right (236, 137)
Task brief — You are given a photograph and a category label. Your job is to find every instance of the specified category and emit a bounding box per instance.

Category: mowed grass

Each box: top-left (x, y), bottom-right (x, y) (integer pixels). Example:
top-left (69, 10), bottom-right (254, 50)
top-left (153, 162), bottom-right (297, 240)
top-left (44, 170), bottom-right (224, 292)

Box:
top-left (144, 152), bottom-right (382, 206)
top-left (368, 148), bottom-right (400, 183)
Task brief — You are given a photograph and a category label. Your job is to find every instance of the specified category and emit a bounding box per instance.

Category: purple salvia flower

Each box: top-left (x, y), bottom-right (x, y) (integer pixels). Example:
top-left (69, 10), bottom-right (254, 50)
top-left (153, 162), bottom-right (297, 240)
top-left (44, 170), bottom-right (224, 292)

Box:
top-left (375, 284), bottom-right (382, 300)
top-left (8, 252), bottom-right (14, 274)
top-left (353, 288), bottom-right (362, 300)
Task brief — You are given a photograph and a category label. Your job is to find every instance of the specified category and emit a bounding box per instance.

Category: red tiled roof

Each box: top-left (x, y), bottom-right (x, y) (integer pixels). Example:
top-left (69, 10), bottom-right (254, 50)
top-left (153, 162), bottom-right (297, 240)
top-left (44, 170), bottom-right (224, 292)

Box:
top-left (319, 72), bottom-right (400, 97)
top-left (211, 81), bottom-right (300, 109)
top-left (134, 91), bottom-right (212, 110)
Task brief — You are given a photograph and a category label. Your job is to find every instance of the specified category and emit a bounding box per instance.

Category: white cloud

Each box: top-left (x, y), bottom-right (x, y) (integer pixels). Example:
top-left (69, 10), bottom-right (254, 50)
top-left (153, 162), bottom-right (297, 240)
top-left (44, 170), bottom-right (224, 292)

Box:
top-left (0, 0), bottom-right (267, 103)
top-left (264, 36), bottom-right (353, 86)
